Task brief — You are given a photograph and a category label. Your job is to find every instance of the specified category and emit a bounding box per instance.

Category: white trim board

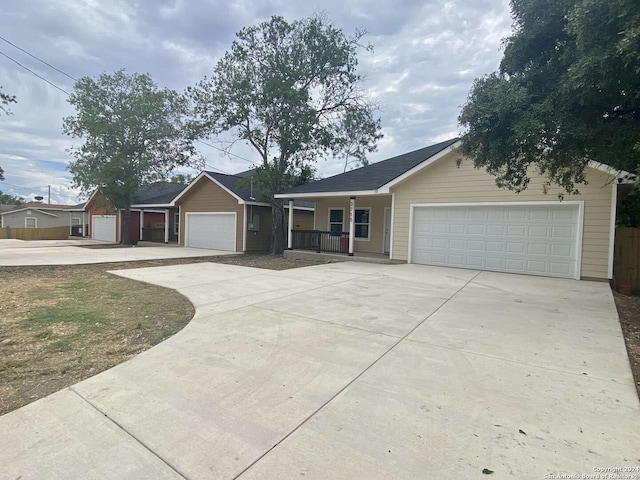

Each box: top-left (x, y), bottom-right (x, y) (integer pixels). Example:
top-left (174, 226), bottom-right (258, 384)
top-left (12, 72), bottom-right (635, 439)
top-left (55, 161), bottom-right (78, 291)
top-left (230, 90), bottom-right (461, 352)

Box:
top-left (173, 172), bottom-right (245, 205)
top-left (2, 207), bottom-right (59, 217)
top-left (275, 190), bottom-right (379, 199)
top-left (608, 181), bottom-right (617, 279)
top-left (378, 141), bottom-right (461, 193)
top-left (407, 201), bottom-right (585, 280)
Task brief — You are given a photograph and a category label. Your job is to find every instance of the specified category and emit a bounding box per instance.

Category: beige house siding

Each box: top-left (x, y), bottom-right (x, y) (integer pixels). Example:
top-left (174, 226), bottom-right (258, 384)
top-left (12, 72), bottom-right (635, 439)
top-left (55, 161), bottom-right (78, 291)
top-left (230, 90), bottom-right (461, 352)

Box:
top-left (246, 205), bottom-right (272, 252)
top-left (176, 177), bottom-right (244, 252)
top-left (290, 209), bottom-right (315, 230)
top-left (391, 151), bottom-right (614, 279)
top-left (1, 209), bottom-right (70, 229)
top-left (314, 196), bottom-right (392, 254)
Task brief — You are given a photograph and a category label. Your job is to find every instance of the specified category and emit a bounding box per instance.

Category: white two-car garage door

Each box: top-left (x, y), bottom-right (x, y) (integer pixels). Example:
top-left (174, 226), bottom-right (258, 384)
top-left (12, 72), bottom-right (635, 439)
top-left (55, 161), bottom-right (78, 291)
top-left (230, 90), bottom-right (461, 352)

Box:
top-left (91, 215), bottom-right (117, 243)
top-left (410, 203), bottom-right (582, 279)
top-left (185, 213), bottom-right (236, 251)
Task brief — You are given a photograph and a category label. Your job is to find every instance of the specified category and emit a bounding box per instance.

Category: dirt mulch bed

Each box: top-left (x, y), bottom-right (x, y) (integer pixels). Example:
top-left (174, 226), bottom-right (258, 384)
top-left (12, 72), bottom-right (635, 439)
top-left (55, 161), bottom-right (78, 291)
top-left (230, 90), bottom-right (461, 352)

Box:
top-left (614, 292), bottom-right (640, 398)
top-left (0, 254), bottom-right (322, 416)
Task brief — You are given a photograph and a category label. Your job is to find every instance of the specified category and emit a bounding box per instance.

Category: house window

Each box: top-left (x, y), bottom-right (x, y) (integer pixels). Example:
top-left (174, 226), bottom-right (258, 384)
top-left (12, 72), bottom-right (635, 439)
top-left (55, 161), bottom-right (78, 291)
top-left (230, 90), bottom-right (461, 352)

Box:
top-left (355, 208), bottom-right (370, 240)
top-left (328, 208), bottom-right (344, 234)
top-left (72, 217), bottom-right (81, 225)
top-left (174, 212), bottom-right (180, 235)
top-left (25, 217), bottom-right (37, 228)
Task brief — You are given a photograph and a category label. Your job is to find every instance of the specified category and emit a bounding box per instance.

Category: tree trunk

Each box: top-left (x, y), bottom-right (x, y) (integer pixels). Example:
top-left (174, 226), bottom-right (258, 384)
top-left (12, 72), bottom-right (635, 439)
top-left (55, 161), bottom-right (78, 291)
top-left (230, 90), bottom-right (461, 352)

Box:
top-left (121, 205), bottom-right (131, 246)
top-left (270, 201), bottom-right (285, 255)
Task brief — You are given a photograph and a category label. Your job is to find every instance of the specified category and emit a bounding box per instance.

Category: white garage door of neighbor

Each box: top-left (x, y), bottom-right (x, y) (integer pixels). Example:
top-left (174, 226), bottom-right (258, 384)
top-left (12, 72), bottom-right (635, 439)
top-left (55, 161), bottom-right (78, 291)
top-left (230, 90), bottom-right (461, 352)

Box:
top-left (91, 215), bottom-right (117, 243)
top-left (185, 213), bottom-right (236, 251)
top-left (411, 204), bottom-right (581, 279)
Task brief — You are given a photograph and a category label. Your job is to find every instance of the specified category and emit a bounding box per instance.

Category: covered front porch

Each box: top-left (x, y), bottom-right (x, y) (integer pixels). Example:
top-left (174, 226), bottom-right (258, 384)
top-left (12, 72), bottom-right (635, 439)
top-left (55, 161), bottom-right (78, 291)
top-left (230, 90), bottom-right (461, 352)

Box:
top-left (284, 194), bottom-right (393, 258)
top-left (131, 208), bottom-right (179, 244)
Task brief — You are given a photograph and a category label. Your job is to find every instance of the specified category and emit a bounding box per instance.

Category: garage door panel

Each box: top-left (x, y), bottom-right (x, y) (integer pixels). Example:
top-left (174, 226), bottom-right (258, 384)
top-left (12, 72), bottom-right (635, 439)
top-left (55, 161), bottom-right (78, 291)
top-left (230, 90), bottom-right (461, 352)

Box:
top-left (487, 225), bottom-right (504, 236)
top-left (552, 226), bottom-right (574, 238)
top-left (507, 225), bottom-right (526, 236)
top-left (186, 213), bottom-right (236, 251)
top-left (411, 205), bottom-right (580, 279)
top-left (551, 244), bottom-right (572, 256)
top-left (529, 225), bottom-right (549, 237)
top-left (91, 216), bottom-right (116, 243)
top-left (528, 243), bottom-right (548, 255)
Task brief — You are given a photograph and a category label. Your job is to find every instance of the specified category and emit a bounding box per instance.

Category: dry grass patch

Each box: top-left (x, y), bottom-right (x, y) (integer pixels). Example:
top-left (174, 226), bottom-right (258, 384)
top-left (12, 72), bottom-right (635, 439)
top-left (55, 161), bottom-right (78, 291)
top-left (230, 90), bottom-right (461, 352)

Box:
top-left (0, 266), bottom-right (194, 415)
top-left (0, 254), bottom-right (322, 416)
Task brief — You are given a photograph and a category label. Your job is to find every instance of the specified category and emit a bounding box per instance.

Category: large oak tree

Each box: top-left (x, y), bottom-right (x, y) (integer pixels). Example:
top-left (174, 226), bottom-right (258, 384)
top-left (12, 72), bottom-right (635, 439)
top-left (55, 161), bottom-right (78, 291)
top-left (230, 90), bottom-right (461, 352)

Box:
top-left (64, 70), bottom-right (200, 244)
top-left (459, 0), bottom-right (640, 194)
top-left (188, 14), bottom-right (382, 253)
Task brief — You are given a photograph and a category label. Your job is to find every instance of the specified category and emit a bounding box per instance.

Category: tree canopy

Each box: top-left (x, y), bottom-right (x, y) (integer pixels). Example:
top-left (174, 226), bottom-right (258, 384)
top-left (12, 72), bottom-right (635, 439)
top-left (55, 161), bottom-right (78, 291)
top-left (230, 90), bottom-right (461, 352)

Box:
top-left (64, 70), bottom-right (199, 244)
top-left (170, 173), bottom-right (194, 184)
top-left (188, 14), bottom-right (382, 252)
top-left (0, 191), bottom-right (24, 205)
top-left (458, 0), bottom-right (640, 194)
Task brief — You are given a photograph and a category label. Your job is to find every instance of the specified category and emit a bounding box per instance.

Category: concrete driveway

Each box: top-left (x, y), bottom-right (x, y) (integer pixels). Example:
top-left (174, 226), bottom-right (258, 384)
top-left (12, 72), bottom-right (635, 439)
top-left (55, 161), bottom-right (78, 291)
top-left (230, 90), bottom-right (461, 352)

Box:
top-left (0, 239), bottom-right (234, 265)
top-left (1, 262), bottom-right (638, 479)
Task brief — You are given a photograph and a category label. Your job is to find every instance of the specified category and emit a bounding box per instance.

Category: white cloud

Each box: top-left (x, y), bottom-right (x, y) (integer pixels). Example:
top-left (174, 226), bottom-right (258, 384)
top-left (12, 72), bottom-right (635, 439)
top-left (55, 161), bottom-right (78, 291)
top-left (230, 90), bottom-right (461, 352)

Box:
top-left (0, 0), bottom-right (513, 202)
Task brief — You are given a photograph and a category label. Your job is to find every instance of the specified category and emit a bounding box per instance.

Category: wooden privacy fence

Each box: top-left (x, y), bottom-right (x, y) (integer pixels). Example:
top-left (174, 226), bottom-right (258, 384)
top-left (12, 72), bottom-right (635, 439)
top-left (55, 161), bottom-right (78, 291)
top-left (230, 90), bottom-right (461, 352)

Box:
top-left (0, 226), bottom-right (70, 240)
top-left (614, 228), bottom-right (640, 290)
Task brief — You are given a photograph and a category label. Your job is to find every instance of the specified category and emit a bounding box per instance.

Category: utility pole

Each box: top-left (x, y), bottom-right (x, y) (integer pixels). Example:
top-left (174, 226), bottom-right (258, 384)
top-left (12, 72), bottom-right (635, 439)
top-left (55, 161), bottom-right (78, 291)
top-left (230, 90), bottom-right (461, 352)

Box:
top-left (48, 185), bottom-right (51, 204)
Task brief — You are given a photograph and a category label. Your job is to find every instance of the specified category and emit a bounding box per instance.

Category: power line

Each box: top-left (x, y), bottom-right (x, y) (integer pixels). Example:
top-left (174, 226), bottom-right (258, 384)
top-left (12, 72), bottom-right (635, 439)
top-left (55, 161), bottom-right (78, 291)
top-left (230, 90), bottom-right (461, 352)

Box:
top-left (0, 35), bottom-right (78, 82)
top-left (0, 38), bottom-right (239, 177)
top-left (196, 139), bottom-right (256, 165)
top-left (203, 163), bottom-right (230, 175)
top-left (0, 50), bottom-right (71, 96)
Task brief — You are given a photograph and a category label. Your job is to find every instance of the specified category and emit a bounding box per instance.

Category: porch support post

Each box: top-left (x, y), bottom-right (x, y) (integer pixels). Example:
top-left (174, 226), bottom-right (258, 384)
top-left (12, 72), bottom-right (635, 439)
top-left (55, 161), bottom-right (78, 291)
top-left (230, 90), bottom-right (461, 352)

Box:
top-left (348, 197), bottom-right (355, 256)
top-left (139, 209), bottom-right (144, 241)
top-left (69, 213), bottom-right (72, 236)
top-left (287, 199), bottom-right (294, 249)
top-left (164, 209), bottom-right (169, 244)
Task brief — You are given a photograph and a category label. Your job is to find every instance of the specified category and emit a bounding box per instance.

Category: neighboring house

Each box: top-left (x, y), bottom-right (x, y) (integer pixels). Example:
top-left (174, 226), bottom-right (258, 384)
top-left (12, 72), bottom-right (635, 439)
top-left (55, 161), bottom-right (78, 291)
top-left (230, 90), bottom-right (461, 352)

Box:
top-left (69, 183), bottom-right (188, 244)
top-left (130, 182), bottom-right (187, 244)
top-left (1, 202), bottom-right (76, 229)
top-left (276, 138), bottom-right (631, 281)
top-left (173, 169), bottom-right (314, 252)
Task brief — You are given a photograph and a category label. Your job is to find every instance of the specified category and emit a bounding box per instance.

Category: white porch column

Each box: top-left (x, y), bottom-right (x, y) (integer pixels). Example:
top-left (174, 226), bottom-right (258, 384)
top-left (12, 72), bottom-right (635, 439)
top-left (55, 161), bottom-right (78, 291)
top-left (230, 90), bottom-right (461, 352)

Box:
top-left (348, 196), bottom-right (355, 256)
top-left (68, 213), bottom-right (72, 236)
top-left (164, 209), bottom-right (169, 244)
top-left (287, 199), bottom-right (294, 249)
top-left (139, 210), bottom-right (144, 241)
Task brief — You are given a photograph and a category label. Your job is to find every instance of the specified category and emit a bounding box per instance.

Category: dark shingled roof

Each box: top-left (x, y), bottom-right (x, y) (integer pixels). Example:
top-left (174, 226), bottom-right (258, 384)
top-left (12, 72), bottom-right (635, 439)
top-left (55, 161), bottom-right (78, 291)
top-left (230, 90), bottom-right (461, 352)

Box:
top-left (132, 182), bottom-right (188, 206)
top-left (280, 138), bottom-right (459, 195)
top-left (205, 171), bottom-right (261, 202)
top-left (204, 170), bottom-right (314, 208)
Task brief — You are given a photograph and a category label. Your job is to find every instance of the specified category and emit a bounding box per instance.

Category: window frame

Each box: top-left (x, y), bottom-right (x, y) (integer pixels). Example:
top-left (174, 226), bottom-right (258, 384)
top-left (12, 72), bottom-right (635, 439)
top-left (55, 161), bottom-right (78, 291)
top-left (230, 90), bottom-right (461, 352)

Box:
top-left (25, 217), bottom-right (37, 228)
top-left (354, 207), bottom-right (371, 241)
top-left (327, 208), bottom-right (345, 234)
top-left (174, 212), bottom-right (180, 235)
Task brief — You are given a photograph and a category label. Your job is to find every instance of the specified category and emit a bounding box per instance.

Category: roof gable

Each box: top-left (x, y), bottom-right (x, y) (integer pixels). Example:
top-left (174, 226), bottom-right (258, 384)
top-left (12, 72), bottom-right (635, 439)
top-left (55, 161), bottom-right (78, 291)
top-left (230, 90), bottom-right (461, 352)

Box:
top-left (1, 207), bottom-right (59, 217)
top-left (278, 138), bottom-right (460, 196)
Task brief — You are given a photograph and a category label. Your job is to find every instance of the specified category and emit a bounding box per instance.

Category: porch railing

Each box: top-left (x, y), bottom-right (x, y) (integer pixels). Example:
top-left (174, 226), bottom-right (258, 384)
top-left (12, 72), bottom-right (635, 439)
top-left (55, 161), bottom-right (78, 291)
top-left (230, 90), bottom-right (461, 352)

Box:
top-left (141, 227), bottom-right (165, 243)
top-left (291, 229), bottom-right (349, 254)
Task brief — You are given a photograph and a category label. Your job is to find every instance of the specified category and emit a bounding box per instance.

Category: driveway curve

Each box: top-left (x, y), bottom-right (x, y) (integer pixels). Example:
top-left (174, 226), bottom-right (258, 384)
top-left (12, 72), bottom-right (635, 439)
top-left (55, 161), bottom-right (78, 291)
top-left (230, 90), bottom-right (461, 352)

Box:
top-left (1, 262), bottom-right (638, 479)
top-left (0, 239), bottom-right (234, 265)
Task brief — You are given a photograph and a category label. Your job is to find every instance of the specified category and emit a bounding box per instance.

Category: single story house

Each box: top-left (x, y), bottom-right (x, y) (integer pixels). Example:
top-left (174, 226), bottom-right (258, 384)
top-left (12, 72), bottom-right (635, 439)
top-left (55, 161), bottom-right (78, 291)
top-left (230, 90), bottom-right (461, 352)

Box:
top-left (276, 138), bottom-right (631, 281)
top-left (173, 169), bottom-right (314, 252)
top-left (1, 202), bottom-right (77, 229)
top-left (68, 183), bottom-right (188, 243)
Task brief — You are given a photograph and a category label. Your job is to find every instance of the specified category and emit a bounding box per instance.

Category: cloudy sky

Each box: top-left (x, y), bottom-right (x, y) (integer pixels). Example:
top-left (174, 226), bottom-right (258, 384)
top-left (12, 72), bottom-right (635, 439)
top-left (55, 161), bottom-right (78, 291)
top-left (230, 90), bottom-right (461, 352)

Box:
top-left (0, 0), bottom-right (512, 204)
